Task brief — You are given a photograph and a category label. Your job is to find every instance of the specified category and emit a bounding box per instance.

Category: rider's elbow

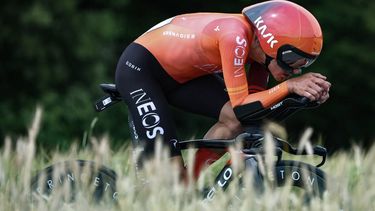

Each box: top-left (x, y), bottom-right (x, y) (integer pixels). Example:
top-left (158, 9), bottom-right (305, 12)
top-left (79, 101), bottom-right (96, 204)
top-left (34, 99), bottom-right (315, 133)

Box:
top-left (233, 101), bottom-right (264, 122)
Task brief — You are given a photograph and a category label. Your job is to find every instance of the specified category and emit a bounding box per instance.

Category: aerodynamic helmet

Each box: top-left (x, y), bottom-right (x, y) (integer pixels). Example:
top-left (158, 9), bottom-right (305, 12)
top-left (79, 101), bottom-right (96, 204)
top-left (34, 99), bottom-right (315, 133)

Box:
top-left (242, 0), bottom-right (323, 73)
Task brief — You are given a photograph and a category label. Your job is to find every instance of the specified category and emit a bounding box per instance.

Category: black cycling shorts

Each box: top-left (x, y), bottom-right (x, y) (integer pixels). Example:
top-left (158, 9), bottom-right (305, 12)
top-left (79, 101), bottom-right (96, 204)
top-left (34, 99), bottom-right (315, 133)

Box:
top-left (115, 42), bottom-right (229, 158)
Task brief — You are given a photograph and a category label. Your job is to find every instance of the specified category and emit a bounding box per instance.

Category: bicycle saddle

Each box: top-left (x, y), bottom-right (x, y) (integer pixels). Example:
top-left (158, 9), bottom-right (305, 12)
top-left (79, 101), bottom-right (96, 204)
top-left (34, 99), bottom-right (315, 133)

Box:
top-left (95, 84), bottom-right (122, 111)
top-left (100, 84), bottom-right (121, 100)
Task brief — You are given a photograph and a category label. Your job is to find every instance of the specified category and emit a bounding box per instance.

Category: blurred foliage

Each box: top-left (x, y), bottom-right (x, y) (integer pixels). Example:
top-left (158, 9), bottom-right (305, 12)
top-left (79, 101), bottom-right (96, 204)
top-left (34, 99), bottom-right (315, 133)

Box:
top-left (0, 0), bottom-right (374, 152)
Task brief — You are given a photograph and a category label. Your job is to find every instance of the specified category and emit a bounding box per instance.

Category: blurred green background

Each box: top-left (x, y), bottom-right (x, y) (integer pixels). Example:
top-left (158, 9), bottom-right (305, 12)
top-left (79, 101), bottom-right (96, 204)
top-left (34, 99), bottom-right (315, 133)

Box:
top-left (1, 0), bottom-right (374, 152)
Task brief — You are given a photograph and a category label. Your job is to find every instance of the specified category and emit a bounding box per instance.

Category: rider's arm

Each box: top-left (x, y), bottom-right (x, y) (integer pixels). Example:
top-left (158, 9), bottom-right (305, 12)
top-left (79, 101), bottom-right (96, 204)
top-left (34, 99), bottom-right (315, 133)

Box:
top-left (240, 81), bottom-right (289, 107)
top-left (217, 27), bottom-right (250, 107)
top-left (218, 30), bottom-right (290, 116)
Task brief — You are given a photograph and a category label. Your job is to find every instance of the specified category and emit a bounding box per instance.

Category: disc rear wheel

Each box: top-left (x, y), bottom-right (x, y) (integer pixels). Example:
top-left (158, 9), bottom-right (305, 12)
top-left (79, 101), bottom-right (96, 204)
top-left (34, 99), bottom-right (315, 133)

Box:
top-left (31, 160), bottom-right (117, 203)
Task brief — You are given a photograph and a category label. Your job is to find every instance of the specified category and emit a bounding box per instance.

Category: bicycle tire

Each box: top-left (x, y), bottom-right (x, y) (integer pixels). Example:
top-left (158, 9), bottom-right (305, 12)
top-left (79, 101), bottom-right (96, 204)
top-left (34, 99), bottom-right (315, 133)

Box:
top-left (274, 160), bottom-right (326, 197)
top-left (30, 160), bottom-right (118, 202)
top-left (245, 159), bottom-right (326, 198)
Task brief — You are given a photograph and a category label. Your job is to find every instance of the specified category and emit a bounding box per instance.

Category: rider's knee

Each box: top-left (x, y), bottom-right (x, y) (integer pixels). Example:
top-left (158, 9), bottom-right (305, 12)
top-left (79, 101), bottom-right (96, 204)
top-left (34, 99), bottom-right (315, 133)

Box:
top-left (220, 117), bottom-right (242, 135)
top-left (218, 102), bottom-right (243, 134)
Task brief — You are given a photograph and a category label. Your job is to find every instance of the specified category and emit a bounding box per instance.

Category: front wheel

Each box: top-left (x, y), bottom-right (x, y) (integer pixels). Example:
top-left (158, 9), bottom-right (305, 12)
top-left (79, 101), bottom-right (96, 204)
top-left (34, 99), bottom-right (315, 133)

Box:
top-left (274, 160), bottom-right (326, 197)
top-left (244, 159), bottom-right (326, 198)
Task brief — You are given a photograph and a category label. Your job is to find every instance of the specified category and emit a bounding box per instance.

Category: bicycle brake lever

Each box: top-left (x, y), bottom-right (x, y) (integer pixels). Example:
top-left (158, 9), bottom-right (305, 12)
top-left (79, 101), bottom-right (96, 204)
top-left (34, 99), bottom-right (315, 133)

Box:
top-left (297, 96), bottom-right (320, 108)
top-left (284, 95), bottom-right (319, 109)
top-left (299, 96), bottom-right (310, 104)
top-left (313, 146), bottom-right (327, 167)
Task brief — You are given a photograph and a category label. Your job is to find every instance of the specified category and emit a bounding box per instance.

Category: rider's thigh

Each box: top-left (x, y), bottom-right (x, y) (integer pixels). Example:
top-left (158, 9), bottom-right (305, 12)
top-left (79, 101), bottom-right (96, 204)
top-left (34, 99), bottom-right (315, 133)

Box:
top-left (167, 74), bottom-right (229, 119)
top-left (115, 43), bottom-right (180, 157)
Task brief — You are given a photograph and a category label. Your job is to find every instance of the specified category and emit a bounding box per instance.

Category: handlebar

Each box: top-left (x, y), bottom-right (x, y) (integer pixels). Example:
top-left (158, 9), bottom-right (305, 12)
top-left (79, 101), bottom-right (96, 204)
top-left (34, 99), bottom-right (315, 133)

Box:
top-left (235, 94), bottom-right (320, 126)
top-left (179, 132), bottom-right (327, 167)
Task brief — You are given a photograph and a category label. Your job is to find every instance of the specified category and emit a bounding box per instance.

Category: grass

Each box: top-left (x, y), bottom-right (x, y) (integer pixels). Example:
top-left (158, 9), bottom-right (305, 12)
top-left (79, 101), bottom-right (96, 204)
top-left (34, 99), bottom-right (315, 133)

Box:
top-left (1, 107), bottom-right (375, 210)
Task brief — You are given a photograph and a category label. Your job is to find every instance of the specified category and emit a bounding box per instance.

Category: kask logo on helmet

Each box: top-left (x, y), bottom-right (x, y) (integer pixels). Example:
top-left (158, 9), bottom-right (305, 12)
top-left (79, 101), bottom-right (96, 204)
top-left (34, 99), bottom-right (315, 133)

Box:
top-left (253, 16), bottom-right (278, 48)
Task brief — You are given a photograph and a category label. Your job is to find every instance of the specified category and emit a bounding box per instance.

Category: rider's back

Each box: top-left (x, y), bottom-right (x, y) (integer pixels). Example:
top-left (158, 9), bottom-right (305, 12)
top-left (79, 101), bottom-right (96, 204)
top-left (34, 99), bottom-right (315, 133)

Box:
top-left (135, 13), bottom-right (253, 83)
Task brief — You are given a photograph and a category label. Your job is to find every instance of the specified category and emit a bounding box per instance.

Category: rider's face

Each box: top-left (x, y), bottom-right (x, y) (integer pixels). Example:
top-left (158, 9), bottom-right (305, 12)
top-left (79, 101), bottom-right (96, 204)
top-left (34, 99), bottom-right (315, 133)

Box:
top-left (252, 36), bottom-right (301, 81)
top-left (268, 59), bottom-right (301, 81)
top-left (249, 37), bottom-right (266, 64)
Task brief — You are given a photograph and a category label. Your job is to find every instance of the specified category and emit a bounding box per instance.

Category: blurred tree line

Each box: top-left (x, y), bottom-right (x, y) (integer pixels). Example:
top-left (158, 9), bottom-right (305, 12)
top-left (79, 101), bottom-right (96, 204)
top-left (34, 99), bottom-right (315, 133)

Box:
top-left (1, 0), bottom-right (374, 152)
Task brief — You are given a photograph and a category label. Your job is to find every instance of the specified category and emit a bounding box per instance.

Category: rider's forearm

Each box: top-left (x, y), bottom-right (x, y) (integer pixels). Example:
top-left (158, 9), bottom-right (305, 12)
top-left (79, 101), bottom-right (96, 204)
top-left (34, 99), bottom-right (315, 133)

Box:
top-left (237, 81), bottom-right (289, 108)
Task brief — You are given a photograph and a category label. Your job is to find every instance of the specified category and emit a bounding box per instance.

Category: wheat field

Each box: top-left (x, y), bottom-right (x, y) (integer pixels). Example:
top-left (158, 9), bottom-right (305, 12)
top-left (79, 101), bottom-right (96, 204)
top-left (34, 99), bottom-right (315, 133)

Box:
top-left (0, 108), bottom-right (374, 211)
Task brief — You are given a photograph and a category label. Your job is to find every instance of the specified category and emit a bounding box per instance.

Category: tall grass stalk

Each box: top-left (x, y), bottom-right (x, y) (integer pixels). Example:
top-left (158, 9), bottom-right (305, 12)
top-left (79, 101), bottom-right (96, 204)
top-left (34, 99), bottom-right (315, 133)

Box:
top-left (0, 108), bottom-right (374, 210)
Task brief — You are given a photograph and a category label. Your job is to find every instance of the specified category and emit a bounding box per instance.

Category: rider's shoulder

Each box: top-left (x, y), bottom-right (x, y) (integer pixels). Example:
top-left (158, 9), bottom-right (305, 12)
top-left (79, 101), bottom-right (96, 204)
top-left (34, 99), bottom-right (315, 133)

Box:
top-left (209, 14), bottom-right (253, 40)
top-left (218, 15), bottom-right (250, 29)
top-left (175, 13), bottom-right (248, 25)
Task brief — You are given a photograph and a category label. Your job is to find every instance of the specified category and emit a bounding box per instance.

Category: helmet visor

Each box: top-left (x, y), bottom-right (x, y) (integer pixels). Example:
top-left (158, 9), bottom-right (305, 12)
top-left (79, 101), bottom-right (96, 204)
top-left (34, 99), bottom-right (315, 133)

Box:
top-left (276, 45), bottom-right (318, 74)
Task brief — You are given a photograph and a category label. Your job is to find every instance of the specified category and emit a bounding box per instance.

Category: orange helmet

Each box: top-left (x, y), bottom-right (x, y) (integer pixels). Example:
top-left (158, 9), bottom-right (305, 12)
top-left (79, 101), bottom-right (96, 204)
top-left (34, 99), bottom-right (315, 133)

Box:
top-left (242, 0), bottom-right (323, 73)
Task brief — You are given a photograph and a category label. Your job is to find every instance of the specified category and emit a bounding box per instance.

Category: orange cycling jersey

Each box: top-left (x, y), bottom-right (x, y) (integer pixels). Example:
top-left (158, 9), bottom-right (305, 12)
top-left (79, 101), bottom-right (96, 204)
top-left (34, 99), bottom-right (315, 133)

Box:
top-left (135, 13), bottom-right (289, 108)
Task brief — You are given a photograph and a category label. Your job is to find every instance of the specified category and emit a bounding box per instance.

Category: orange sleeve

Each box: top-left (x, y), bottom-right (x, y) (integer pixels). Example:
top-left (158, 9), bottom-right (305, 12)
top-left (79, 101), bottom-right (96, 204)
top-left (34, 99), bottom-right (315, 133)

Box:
top-left (218, 31), bottom-right (250, 107)
top-left (241, 81), bottom-right (290, 108)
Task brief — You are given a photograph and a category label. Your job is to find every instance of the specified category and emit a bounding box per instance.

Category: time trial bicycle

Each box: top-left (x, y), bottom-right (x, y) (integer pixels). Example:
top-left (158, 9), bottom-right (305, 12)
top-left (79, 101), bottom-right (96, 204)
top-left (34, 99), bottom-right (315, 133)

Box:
top-left (31, 83), bottom-right (328, 203)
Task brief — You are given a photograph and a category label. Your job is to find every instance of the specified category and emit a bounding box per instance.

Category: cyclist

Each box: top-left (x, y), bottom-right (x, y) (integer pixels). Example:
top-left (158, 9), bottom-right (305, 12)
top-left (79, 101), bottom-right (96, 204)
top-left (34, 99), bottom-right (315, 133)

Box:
top-left (114, 0), bottom-right (331, 176)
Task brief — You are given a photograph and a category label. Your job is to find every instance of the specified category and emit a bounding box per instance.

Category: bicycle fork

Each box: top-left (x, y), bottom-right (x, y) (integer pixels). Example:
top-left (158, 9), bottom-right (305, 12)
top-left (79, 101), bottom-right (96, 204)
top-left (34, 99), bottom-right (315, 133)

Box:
top-left (203, 164), bottom-right (234, 201)
top-left (203, 156), bottom-right (263, 201)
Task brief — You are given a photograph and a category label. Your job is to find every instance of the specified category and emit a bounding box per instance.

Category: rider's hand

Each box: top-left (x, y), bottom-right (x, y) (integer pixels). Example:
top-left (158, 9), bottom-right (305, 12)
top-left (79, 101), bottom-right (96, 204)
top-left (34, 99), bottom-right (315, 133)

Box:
top-left (286, 72), bottom-right (331, 102)
top-left (318, 89), bottom-right (330, 104)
